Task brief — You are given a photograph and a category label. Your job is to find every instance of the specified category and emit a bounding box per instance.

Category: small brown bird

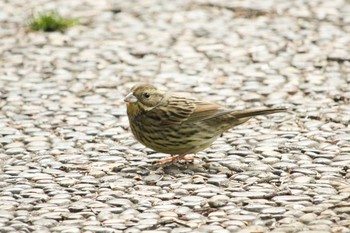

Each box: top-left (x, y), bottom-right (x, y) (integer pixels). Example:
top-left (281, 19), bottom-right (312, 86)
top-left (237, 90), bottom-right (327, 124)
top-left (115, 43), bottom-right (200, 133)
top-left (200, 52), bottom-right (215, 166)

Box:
top-left (124, 84), bottom-right (286, 163)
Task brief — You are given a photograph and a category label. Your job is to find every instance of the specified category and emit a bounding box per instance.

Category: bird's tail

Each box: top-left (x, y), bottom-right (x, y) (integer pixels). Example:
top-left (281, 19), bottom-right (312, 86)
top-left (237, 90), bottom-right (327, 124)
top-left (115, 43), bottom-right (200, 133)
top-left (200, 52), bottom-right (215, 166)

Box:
top-left (211, 107), bottom-right (287, 132)
top-left (221, 107), bottom-right (287, 130)
top-left (232, 107), bottom-right (287, 119)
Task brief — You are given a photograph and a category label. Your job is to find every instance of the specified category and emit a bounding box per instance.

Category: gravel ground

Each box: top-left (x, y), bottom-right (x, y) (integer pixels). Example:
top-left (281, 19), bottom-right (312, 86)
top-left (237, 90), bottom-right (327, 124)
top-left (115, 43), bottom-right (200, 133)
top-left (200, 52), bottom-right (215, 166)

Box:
top-left (1, 0), bottom-right (350, 232)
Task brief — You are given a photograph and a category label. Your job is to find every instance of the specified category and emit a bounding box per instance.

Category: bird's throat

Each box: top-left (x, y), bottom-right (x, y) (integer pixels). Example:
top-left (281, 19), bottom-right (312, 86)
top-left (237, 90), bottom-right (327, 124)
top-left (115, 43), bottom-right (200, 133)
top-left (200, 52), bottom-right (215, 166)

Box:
top-left (127, 103), bottom-right (152, 119)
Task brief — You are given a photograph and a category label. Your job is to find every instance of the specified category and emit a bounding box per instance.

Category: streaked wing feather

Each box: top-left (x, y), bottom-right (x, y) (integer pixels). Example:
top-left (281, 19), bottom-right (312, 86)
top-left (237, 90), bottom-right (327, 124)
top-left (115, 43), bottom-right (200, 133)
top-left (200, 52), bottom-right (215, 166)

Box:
top-left (144, 93), bottom-right (286, 126)
top-left (186, 102), bottom-right (232, 123)
top-left (147, 95), bottom-right (232, 125)
top-left (145, 96), bottom-right (197, 125)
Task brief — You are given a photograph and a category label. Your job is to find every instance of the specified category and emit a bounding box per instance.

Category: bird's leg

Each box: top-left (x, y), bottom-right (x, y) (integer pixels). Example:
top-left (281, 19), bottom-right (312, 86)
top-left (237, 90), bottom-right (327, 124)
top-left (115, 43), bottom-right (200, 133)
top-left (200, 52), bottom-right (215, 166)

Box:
top-left (156, 155), bottom-right (180, 164)
top-left (156, 147), bottom-right (198, 164)
top-left (156, 154), bottom-right (194, 164)
top-left (182, 156), bottom-right (194, 161)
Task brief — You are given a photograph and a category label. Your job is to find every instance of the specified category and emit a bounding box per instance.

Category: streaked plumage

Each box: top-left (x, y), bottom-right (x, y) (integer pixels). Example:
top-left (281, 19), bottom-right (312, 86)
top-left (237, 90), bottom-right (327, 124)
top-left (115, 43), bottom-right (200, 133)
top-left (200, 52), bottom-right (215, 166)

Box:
top-left (124, 84), bottom-right (286, 163)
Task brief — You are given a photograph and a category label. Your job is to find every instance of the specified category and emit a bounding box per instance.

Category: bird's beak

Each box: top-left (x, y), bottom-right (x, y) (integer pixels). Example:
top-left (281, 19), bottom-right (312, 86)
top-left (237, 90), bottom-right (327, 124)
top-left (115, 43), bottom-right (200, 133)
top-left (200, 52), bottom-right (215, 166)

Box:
top-left (123, 93), bottom-right (138, 103)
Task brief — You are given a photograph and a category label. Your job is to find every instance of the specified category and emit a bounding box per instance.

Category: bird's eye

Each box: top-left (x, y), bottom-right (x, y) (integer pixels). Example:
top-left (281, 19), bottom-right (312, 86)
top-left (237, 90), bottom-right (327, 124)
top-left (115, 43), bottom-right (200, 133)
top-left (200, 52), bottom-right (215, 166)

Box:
top-left (143, 92), bottom-right (150, 98)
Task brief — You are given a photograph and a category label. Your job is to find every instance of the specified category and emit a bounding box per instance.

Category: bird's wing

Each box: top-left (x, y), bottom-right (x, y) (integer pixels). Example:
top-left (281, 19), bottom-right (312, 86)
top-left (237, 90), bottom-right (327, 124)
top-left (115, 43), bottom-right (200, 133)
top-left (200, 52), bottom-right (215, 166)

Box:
top-left (145, 95), bottom-right (231, 125)
top-left (186, 101), bottom-right (233, 123)
top-left (143, 93), bottom-right (286, 128)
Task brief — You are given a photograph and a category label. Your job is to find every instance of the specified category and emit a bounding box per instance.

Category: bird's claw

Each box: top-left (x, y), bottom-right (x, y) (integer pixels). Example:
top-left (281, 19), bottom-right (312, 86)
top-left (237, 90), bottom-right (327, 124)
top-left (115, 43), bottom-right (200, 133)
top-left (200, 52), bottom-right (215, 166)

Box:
top-left (155, 155), bottom-right (194, 164)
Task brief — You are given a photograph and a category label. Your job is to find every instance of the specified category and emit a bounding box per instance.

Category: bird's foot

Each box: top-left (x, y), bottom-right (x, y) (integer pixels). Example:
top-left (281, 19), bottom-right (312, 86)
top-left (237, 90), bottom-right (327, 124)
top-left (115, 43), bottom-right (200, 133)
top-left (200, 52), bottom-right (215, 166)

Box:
top-left (156, 155), bottom-right (180, 164)
top-left (156, 155), bottom-right (193, 164)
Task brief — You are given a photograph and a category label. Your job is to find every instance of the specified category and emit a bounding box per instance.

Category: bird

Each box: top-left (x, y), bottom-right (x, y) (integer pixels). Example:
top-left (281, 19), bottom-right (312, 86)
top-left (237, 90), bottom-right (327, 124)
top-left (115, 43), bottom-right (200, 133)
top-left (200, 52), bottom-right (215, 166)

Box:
top-left (124, 83), bottom-right (286, 164)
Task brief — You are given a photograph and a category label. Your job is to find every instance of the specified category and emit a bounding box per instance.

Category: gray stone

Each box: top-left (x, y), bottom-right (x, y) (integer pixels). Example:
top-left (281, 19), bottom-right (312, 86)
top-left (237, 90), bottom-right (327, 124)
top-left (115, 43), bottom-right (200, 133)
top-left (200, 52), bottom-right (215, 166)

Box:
top-left (107, 199), bottom-right (133, 208)
top-left (208, 195), bottom-right (230, 208)
top-left (261, 207), bottom-right (286, 215)
top-left (299, 213), bottom-right (318, 224)
top-left (273, 195), bottom-right (312, 203)
top-left (181, 196), bottom-right (205, 208)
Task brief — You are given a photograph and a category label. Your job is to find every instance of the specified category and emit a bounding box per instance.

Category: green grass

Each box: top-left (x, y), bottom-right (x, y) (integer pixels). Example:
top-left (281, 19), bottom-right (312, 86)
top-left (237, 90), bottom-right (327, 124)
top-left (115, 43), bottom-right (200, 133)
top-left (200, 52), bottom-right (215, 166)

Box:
top-left (29, 11), bottom-right (78, 32)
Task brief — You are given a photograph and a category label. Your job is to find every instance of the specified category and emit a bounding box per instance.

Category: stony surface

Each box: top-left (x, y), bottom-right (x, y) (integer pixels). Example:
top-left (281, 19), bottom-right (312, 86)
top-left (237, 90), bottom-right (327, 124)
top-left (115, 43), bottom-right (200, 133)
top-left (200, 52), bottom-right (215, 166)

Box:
top-left (1, 0), bottom-right (350, 232)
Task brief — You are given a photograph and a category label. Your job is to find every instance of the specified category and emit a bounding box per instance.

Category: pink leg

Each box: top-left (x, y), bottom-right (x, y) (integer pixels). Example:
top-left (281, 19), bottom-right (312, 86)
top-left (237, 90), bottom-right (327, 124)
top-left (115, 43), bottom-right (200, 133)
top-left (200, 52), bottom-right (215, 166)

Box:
top-left (156, 154), bottom-right (194, 164)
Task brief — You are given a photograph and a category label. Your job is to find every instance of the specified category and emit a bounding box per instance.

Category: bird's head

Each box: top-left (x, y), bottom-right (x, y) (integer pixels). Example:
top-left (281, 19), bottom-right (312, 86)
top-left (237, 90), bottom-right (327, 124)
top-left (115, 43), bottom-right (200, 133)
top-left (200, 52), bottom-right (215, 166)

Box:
top-left (124, 83), bottom-right (165, 117)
